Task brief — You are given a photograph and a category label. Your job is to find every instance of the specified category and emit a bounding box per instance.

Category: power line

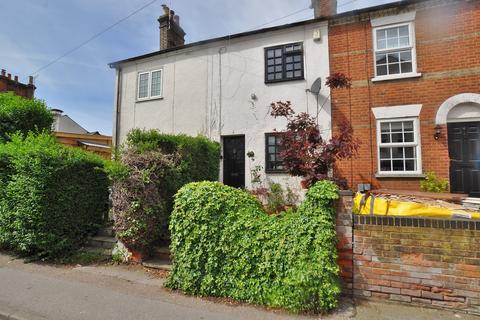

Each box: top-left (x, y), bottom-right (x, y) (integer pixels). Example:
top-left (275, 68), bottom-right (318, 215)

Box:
top-left (248, 7), bottom-right (311, 31)
top-left (246, 0), bottom-right (361, 32)
top-left (32, 0), bottom-right (159, 76)
top-left (338, 0), bottom-right (360, 9)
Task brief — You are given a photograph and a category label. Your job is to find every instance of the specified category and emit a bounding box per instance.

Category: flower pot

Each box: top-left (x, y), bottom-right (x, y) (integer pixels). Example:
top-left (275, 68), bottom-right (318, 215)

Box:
top-left (300, 180), bottom-right (310, 189)
top-left (129, 250), bottom-right (145, 263)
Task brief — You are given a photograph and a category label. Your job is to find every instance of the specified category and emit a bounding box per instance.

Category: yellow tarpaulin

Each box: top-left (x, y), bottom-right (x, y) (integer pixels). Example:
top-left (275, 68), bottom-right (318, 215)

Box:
top-left (353, 193), bottom-right (480, 220)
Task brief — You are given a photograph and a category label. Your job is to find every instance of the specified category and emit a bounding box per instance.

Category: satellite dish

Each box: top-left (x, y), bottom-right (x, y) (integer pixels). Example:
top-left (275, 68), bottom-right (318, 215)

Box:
top-left (309, 77), bottom-right (322, 95)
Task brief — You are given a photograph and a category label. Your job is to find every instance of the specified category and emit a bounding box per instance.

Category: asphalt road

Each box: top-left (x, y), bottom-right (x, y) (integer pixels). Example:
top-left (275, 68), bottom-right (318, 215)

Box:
top-left (0, 253), bottom-right (477, 320)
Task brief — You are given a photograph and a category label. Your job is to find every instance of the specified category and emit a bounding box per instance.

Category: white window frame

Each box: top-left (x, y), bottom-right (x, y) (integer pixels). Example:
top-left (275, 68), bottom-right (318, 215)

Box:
top-left (372, 21), bottom-right (421, 82)
top-left (137, 68), bottom-right (163, 101)
top-left (376, 117), bottom-right (423, 176)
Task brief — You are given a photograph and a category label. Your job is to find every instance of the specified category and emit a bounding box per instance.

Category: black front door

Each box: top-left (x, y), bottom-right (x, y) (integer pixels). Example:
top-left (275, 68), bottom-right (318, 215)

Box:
top-left (448, 121), bottom-right (480, 197)
top-left (223, 136), bottom-right (245, 188)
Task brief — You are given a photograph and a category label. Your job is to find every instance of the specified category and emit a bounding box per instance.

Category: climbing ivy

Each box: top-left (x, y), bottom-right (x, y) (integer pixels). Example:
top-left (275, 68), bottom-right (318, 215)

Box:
top-left (166, 180), bottom-right (341, 313)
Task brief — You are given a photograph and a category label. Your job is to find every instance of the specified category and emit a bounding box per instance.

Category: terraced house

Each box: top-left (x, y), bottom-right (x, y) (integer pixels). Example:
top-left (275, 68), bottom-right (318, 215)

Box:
top-left (110, 4), bottom-right (334, 191)
top-left (328, 0), bottom-right (480, 196)
top-left (111, 0), bottom-right (480, 197)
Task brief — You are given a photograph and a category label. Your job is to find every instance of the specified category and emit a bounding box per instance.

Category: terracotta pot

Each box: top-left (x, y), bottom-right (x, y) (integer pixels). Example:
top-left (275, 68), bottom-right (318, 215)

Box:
top-left (300, 180), bottom-right (310, 189)
top-left (129, 250), bottom-right (145, 263)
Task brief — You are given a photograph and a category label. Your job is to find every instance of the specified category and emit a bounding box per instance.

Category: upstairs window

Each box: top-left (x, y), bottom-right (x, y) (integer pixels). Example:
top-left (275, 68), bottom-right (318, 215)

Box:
top-left (137, 69), bottom-right (163, 100)
top-left (265, 133), bottom-right (285, 173)
top-left (265, 43), bottom-right (304, 83)
top-left (373, 23), bottom-right (417, 79)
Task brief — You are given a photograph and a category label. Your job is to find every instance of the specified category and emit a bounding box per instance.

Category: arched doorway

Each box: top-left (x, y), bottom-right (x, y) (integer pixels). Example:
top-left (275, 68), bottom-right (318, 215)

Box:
top-left (436, 94), bottom-right (480, 197)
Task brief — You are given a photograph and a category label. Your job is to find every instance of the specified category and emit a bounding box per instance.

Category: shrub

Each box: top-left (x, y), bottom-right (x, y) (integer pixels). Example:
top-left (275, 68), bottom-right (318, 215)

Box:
top-left (0, 92), bottom-right (53, 142)
top-left (0, 133), bottom-right (109, 259)
top-left (167, 180), bottom-right (340, 313)
top-left (270, 101), bottom-right (359, 188)
top-left (420, 172), bottom-right (449, 193)
top-left (111, 149), bottom-right (179, 253)
top-left (251, 181), bottom-right (299, 215)
top-left (110, 129), bottom-right (220, 255)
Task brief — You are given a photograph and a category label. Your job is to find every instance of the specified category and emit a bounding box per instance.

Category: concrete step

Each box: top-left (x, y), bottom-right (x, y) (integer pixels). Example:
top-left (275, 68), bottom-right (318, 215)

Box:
top-left (462, 198), bottom-right (480, 210)
top-left (83, 247), bottom-right (113, 258)
top-left (464, 197), bottom-right (480, 204)
top-left (87, 236), bottom-right (117, 249)
top-left (152, 246), bottom-right (171, 261)
top-left (142, 258), bottom-right (172, 271)
top-left (97, 226), bottom-right (115, 237)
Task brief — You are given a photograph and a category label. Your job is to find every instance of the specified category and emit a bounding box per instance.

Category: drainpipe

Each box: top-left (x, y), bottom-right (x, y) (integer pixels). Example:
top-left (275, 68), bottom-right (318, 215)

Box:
top-left (114, 67), bottom-right (122, 151)
top-left (218, 46), bottom-right (226, 137)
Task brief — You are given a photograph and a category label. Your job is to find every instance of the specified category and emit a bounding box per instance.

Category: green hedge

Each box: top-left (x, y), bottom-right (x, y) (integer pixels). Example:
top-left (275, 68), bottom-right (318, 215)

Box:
top-left (0, 92), bottom-right (53, 142)
top-left (166, 180), bottom-right (340, 313)
top-left (0, 133), bottom-right (109, 259)
top-left (111, 129), bottom-right (220, 254)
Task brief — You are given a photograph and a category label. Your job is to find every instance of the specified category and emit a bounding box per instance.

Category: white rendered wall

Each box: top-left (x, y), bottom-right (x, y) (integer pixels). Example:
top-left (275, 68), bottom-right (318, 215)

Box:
top-left (115, 21), bottom-right (331, 191)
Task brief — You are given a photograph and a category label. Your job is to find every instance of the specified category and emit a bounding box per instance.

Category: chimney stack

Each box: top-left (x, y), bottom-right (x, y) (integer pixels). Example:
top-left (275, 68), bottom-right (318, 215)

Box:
top-left (158, 5), bottom-right (186, 50)
top-left (311, 0), bottom-right (337, 18)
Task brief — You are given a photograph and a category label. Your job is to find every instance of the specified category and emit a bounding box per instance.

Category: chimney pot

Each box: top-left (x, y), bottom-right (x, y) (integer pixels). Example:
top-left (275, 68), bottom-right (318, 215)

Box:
top-left (158, 6), bottom-right (186, 50)
top-left (1, 69), bottom-right (5, 76)
top-left (7, 73), bottom-right (11, 79)
top-left (29, 76), bottom-right (34, 85)
top-left (14, 75), bottom-right (18, 82)
top-left (312, 0), bottom-right (337, 18)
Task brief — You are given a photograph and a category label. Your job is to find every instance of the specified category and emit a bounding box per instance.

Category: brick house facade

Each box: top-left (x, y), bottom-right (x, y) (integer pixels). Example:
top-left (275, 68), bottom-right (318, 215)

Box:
top-left (328, 0), bottom-right (480, 195)
top-left (0, 69), bottom-right (35, 99)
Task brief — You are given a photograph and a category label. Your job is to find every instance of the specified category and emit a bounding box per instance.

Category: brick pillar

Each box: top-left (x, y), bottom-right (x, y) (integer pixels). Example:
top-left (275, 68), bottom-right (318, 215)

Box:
top-left (336, 190), bottom-right (354, 295)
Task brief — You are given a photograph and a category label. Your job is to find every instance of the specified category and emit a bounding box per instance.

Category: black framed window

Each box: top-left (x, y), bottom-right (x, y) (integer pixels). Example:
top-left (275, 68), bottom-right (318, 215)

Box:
top-left (265, 42), bottom-right (304, 83)
top-left (265, 133), bottom-right (285, 173)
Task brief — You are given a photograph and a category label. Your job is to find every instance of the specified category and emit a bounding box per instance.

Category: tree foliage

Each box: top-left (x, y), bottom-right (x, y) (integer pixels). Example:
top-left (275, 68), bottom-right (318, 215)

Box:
top-left (0, 92), bottom-right (53, 142)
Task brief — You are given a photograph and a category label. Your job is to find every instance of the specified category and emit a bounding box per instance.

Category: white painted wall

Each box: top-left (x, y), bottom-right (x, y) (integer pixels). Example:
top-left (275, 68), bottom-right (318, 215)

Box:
top-left (114, 21), bottom-right (331, 191)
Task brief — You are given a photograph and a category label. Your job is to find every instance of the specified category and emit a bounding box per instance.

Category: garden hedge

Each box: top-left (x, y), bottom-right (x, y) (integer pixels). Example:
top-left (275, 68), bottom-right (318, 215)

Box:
top-left (166, 180), bottom-right (341, 313)
top-left (110, 129), bottom-right (220, 254)
top-left (0, 92), bottom-right (53, 142)
top-left (0, 133), bottom-right (109, 259)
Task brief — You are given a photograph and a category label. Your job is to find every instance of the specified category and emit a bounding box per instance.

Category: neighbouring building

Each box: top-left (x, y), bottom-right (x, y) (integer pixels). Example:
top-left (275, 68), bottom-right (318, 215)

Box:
top-left (0, 69), bottom-right (35, 99)
top-left (328, 0), bottom-right (480, 196)
top-left (110, 5), bottom-right (332, 190)
top-left (51, 109), bottom-right (112, 159)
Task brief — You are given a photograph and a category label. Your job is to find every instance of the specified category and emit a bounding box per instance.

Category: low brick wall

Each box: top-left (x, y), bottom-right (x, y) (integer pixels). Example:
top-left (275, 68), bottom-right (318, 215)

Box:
top-left (336, 194), bottom-right (480, 315)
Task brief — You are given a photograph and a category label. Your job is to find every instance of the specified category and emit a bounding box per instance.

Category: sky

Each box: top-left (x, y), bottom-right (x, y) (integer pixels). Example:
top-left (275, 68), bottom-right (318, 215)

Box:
top-left (0, 0), bottom-right (393, 135)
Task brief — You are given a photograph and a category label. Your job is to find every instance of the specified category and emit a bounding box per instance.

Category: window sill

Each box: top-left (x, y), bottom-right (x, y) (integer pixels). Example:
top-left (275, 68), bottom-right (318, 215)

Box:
top-left (265, 77), bottom-right (305, 85)
top-left (376, 173), bottom-right (425, 179)
top-left (372, 73), bottom-right (422, 82)
top-left (136, 96), bottom-right (164, 103)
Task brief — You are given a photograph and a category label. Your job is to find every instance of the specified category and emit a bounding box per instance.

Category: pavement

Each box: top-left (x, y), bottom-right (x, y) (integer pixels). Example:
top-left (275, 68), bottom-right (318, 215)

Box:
top-left (0, 252), bottom-right (477, 320)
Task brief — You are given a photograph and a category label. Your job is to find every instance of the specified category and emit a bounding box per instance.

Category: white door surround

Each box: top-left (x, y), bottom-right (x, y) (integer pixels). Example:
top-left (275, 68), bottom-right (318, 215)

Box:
top-left (435, 93), bottom-right (480, 125)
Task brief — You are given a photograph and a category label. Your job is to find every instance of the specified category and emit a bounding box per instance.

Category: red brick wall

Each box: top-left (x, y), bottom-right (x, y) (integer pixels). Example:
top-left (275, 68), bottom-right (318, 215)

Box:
top-left (0, 72), bottom-right (35, 99)
top-left (329, 0), bottom-right (480, 191)
top-left (336, 194), bottom-right (480, 314)
top-left (353, 218), bottom-right (480, 314)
